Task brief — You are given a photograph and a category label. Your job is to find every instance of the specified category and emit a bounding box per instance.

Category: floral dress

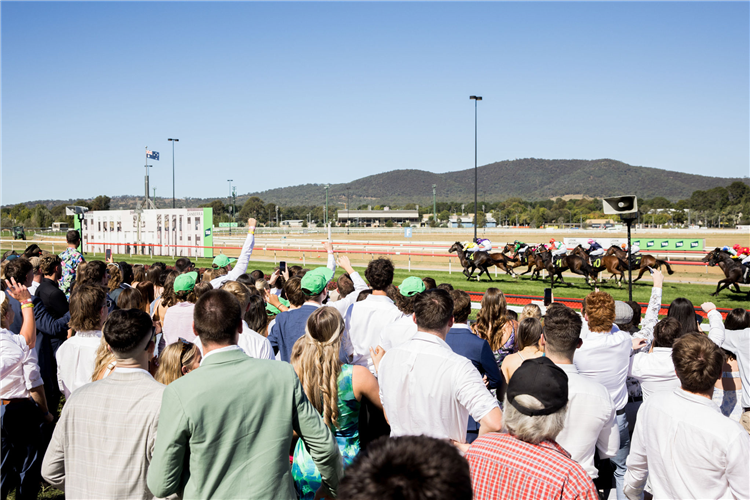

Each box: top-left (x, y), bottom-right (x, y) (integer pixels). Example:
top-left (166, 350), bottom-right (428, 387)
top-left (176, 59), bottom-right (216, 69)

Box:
top-left (58, 247), bottom-right (84, 299)
top-left (292, 364), bottom-right (360, 500)
top-left (492, 320), bottom-right (519, 370)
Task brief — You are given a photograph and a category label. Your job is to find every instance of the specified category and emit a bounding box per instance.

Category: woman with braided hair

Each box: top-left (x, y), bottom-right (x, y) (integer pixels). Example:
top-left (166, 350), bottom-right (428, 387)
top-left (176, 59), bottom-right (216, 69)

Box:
top-left (290, 307), bottom-right (381, 500)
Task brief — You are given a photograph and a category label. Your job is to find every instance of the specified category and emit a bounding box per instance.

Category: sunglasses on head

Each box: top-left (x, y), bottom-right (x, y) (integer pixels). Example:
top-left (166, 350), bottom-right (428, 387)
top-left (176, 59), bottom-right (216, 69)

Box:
top-left (178, 337), bottom-right (192, 364)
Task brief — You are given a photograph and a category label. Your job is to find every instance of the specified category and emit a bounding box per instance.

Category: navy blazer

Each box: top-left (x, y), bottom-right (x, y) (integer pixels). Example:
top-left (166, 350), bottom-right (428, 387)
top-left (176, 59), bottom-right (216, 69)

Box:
top-left (445, 324), bottom-right (506, 435)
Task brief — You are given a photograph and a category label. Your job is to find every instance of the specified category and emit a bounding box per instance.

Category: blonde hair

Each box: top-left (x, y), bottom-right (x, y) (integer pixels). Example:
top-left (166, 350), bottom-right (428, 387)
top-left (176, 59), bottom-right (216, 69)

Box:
top-left (474, 288), bottom-right (512, 351)
top-left (107, 264), bottom-right (122, 292)
top-left (222, 281), bottom-right (251, 311)
top-left (520, 304), bottom-right (542, 322)
top-left (291, 307), bottom-right (344, 429)
top-left (255, 279), bottom-right (270, 292)
top-left (91, 337), bottom-right (116, 381)
top-left (155, 341), bottom-right (200, 385)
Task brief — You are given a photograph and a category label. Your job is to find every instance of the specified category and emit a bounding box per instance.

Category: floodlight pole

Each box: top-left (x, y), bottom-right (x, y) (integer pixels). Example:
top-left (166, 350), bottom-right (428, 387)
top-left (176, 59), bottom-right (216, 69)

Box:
top-left (168, 138), bottom-right (179, 208)
top-left (325, 185), bottom-right (329, 227)
top-left (470, 96), bottom-right (482, 241)
top-left (433, 184), bottom-right (437, 226)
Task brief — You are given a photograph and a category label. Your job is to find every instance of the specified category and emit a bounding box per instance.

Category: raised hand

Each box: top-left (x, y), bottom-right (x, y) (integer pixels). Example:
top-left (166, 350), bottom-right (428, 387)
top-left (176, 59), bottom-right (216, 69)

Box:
top-left (4, 278), bottom-right (31, 303)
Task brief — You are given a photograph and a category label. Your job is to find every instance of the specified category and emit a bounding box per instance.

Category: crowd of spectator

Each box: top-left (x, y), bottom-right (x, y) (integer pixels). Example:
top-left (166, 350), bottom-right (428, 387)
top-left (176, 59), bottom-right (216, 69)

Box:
top-left (1, 224), bottom-right (748, 500)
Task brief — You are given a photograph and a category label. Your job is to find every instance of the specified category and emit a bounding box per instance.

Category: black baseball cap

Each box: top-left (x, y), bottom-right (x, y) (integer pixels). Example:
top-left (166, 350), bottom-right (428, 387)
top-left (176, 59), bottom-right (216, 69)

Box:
top-left (507, 357), bottom-right (568, 416)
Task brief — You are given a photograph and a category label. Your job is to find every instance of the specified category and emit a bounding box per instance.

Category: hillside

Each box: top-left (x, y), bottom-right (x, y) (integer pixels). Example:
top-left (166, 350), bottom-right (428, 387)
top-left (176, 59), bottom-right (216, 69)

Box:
top-left (10, 158), bottom-right (748, 210)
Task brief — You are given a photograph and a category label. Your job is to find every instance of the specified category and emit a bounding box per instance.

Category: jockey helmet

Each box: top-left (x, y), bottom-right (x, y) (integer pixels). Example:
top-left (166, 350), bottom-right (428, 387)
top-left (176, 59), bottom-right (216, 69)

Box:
top-left (549, 238), bottom-right (555, 243)
top-left (620, 243), bottom-right (627, 250)
top-left (587, 239), bottom-right (595, 244)
top-left (734, 244), bottom-right (741, 250)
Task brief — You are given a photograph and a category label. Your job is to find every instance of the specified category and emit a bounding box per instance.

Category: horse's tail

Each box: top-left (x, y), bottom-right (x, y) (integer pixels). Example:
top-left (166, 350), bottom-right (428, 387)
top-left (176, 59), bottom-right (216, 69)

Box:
top-left (657, 259), bottom-right (674, 275)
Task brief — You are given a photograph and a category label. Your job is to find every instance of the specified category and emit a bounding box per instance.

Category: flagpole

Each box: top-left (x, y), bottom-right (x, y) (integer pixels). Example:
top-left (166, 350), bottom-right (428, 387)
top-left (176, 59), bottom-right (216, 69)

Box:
top-left (145, 146), bottom-right (149, 205)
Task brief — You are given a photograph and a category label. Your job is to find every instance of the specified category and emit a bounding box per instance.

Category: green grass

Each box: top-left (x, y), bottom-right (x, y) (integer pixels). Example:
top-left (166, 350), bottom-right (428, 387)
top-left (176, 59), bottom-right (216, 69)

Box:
top-left (4, 249), bottom-right (747, 309)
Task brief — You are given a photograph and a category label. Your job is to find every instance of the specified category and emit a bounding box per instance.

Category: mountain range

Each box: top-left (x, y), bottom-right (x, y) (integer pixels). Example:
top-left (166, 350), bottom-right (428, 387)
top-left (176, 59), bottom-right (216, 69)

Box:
top-left (11, 158), bottom-right (749, 210)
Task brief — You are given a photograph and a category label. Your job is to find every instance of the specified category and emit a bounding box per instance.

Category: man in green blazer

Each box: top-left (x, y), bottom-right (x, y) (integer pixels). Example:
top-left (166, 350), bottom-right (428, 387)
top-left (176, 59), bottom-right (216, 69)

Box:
top-left (147, 289), bottom-right (342, 499)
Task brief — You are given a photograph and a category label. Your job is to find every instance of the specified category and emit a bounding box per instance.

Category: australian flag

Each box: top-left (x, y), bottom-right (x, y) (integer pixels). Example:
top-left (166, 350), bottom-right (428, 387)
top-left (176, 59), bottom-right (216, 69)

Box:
top-left (147, 150), bottom-right (160, 161)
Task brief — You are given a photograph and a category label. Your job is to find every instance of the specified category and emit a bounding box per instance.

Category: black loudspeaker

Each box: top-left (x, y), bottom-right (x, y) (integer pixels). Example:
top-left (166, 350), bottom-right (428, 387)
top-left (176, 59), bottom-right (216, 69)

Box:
top-left (603, 195), bottom-right (638, 215)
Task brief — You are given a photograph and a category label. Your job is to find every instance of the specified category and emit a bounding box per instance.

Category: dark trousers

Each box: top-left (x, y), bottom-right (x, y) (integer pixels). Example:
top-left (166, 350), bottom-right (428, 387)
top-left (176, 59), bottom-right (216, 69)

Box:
top-left (37, 334), bottom-right (62, 416)
top-left (358, 398), bottom-right (390, 450)
top-left (1, 399), bottom-right (44, 500)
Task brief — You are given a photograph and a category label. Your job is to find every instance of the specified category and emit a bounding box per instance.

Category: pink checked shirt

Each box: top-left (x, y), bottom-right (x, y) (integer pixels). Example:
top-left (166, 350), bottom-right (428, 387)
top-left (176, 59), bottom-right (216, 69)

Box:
top-left (466, 433), bottom-right (598, 500)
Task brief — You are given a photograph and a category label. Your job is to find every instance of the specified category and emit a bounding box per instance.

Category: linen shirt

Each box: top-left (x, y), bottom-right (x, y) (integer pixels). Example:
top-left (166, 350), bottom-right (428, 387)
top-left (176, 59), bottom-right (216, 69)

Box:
top-left (466, 434), bottom-right (599, 500)
top-left (574, 326), bottom-right (632, 410)
top-left (554, 363), bottom-right (619, 479)
top-left (628, 347), bottom-right (680, 401)
top-left (624, 388), bottom-right (750, 500)
top-left (343, 294), bottom-right (404, 374)
top-left (378, 332), bottom-right (499, 442)
top-left (721, 328), bottom-right (750, 408)
top-left (56, 330), bottom-right (102, 398)
top-left (379, 313), bottom-right (418, 351)
top-left (0, 329), bottom-right (43, 399)
top-left (162, 302), bottom-right (197, 345)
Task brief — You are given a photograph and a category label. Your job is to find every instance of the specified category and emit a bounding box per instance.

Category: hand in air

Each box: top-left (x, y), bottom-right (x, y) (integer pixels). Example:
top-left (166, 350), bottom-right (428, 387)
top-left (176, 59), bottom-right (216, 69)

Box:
top-left (4, 278), bottom-right (31, 303)
top-left (369, 345), bottom-right (386, 373)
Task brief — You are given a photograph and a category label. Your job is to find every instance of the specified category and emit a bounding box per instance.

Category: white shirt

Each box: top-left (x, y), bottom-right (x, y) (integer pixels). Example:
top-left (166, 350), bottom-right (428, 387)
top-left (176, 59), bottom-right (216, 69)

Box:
top-left (194, 322), bottom-right (275, 360)
top-left (238, 323), bottom-right (275, 360)
top-left (56, 330), bottom-right (102, 398)
top-left (162, 302), bottom-right (197, 345)
top-left (722, 328), bottom-right (750, 408)
top-left (574, 326), bottom-right (631, 410)
top-left (379, 314), bottom-right (418, 351)
top-left (624, 388), bottom-right (750, 500)
top-left (210, 232), bottom-right (256, 289)
top-left (328, 272), bottom-right (369, 317)
top-left (554, 363), bottom-right (619, 480)
top-left (344, 294), bottom-right (404, 374)
top-left (29, 280), bottom-right (41, 296)
top-left (0, 329), bottom-right (43, 399)
top-left (628, 347), bottom-right (680, 401)
top-left (200, 344), bottom-right (243, 365)
top-left (378, 332), bottom-right (499, 442)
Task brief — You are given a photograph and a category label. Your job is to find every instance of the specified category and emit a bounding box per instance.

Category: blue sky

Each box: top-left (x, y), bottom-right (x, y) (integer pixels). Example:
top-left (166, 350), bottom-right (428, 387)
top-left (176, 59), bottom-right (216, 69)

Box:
top-left (2, 1), bottom-right (748, 205)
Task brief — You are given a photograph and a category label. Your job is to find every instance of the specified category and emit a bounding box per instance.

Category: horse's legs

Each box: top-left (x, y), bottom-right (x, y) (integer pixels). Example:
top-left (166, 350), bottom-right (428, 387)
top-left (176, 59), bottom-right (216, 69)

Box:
top-left (483, 266), bottom-right (493, 282)
top-left (711, 278), bottom-right (735, 296)
top-left (632, 266), bottom-right (648, 283)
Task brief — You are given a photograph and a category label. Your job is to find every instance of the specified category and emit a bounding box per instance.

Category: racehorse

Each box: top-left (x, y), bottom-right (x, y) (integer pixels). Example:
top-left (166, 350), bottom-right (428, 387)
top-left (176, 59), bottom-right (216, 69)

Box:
top-left (572, 245), bottom-right (625, 287)
top-left (604, 245), bottom-right (674, 282)
top-left (702, 248), bottom-right (750, 298)
top-left (502, 243), bottom-right (540, 277)
top-left (536, 245), bottom-right (596, 286)
top-left (449, 242), bottom-right (497, 281)
top-left (488, 252), bottom-right (519, 277)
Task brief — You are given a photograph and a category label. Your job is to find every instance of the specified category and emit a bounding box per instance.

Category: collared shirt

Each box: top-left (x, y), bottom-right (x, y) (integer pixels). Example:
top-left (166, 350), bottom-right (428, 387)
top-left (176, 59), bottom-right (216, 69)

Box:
top-left (56, 330), bottom-right (102, 398)
top-left (624, 388), bottom-right (750, 500)
top-left (554, 363), bottom-right (619, 479)
top-left (574, 326), bottom-right (631, 410)
top-left (29, 280), bottom-right (40, 296)
top-left (379, 313), bottom-right (417, 351)
top-left (0, 329), bottom-right (43, 399)
top-left (466, 433), bottom-right (599, 500)
top-left (162, 302), bottom-right (196, 346)
top-left (722, 327), bottom-right (750, 408)
top-left (200, 344), bottom-right (243, 365)
top-left (59, 246), bottom-right (85, 298)
top-left (112, 367), bottom-right (152, 376)
top-left (268, 304), bottom-right (321, 363)
top-left (344, 294), bottom-right (404, 374)
top-left (194, 323), bottom-right (275, 360)
top-left (628, 347), bottom-right (680, 401)
top-left (378, 332), bottom-right (499, 442)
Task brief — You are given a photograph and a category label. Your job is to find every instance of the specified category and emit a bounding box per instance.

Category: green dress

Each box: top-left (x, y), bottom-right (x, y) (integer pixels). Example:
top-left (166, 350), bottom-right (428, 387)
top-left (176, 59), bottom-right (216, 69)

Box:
top-left (292, 364), bottom-right (360, 500)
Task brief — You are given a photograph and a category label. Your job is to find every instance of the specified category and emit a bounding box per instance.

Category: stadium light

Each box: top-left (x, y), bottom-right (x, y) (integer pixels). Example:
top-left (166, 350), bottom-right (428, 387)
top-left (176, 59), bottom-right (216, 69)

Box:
top-left (470, 96), bottom-right (482, 241)
top-left (168, 138), bottom-right (179, 208)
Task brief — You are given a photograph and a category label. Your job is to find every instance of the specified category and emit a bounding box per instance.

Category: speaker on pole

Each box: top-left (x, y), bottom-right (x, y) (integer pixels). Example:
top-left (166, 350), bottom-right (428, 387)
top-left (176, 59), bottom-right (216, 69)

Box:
top-left (602, 195), bottom-right (639, 301)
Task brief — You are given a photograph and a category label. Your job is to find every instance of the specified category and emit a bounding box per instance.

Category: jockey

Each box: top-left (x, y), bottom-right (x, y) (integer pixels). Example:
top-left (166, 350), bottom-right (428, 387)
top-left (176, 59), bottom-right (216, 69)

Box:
top-left (463, 238), bottom-right (491, 259)
top-left (620, 242), bottom-right (641, 255)
top-left (587, 239), bottom-right (605, 257)
top-left (549, 238), bottom-right (567, 258)
top-left (721, 244), bottom-right (738, 256)
top-left (513, 240), bottom-right (529, 260)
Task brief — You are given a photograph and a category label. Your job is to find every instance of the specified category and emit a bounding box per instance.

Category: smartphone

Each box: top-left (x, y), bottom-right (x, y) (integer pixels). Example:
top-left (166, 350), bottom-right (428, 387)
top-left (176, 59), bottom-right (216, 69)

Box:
top-left (279, 261), bottom-right (286, 273)
top-left (543, 288), bottom-right (552, 306)
top-left (105, 249), bottom-right (112, 261)
top-left (647, 266), bottom-right (654, 274)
